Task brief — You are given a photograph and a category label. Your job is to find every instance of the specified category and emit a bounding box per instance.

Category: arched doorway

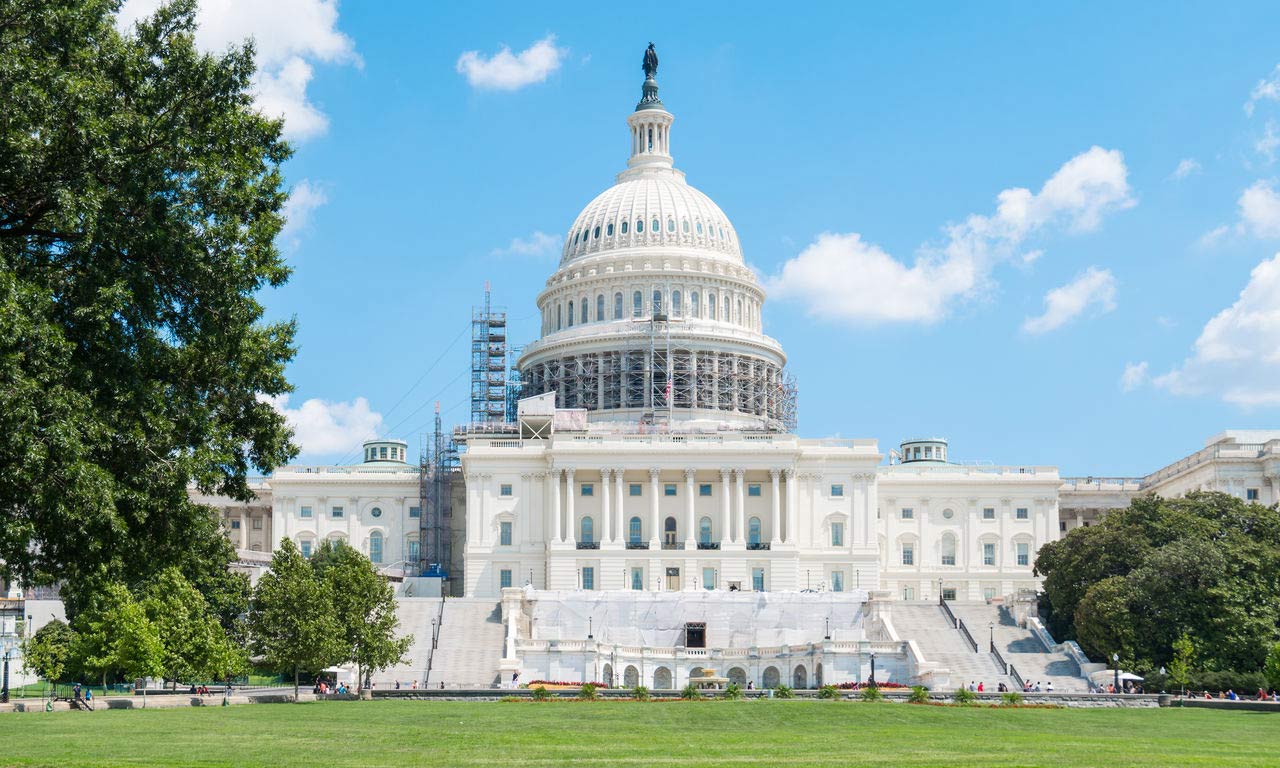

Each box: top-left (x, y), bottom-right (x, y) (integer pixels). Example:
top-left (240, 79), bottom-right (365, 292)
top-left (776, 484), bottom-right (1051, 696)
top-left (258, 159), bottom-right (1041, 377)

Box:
top-left (727, 667), bottom-right (747, 686)
top-left (762, 666), bottom-right (780, 689)
top-left (654, 667), bottom-right (672, 689)
top-left (793, 664), bottom-right (808, 689)
top-left (689, 666), bottom-right (704, 682)
top-left (664, 516), bottom-right (677, 545)
top-left (602, 663), bottom-right (613, 687)
top-left (624, 665), bottom-right (639, 688)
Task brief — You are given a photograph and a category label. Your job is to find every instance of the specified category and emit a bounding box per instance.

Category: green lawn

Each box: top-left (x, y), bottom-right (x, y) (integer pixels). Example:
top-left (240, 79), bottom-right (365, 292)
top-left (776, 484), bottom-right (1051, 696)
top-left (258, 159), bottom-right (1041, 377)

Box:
top-left (1, 700), bottom-right (1277, 767)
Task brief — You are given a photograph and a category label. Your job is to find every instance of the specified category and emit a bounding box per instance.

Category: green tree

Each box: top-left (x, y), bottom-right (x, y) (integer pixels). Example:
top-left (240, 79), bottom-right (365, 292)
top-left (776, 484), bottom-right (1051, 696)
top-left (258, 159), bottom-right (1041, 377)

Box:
top-left (0, 0), bottom-right (298, 620)
top-left (141, 568), bottom-right (248, 688)
top-left (21, 619), bottom-right (75, 694)
top-left (1169, 633), bottom-right (1196, 694)
top-left (1264, 643), bottom-right (1280, 693)
top-left (312, 541), bottom-right (412, 693)
top-left (111, 593), bottom-right (165, 705)
top-left (249, 539), bottom-right (342, 700)
top-left (66, 582), bottom-right (163, 693)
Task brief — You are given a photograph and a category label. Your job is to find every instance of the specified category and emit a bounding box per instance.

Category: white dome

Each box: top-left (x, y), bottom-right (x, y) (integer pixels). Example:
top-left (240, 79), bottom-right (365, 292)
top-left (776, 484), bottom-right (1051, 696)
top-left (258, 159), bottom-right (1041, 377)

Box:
top-left (560, 173), bottom-right (741, 266)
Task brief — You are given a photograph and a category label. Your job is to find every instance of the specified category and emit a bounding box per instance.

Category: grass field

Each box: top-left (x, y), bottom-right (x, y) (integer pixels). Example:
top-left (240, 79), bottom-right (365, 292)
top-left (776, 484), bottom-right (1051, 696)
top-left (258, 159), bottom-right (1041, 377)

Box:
top-left (2, 700), bottom-right (1278, 767)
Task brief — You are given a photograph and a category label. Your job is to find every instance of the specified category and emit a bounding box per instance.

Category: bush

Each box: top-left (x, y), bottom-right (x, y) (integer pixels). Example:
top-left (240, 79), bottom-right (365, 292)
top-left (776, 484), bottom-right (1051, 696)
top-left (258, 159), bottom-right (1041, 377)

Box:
top-left (724, 683), bottom-right (744, 700)
top-left (953, 687), bottom-right (977, 705)
top-left (577, 683), bottom-right (598, 701)
top-left (531, 686), bottom-right (550, 702)
top-left (681, 683), bottom-right (703, 700)
top-left (773, 684), bottom-right (794, 699)
top-left (632, 685), bottom-right (650, 701)
top-left (907, 686), bottom-right (930, 704)
top-left (1001, 691), bottom-right (1024, 707)
top-left (859, 685), bottom-right (884, 702)
top-left (817, 684), bottom-right (840, 700)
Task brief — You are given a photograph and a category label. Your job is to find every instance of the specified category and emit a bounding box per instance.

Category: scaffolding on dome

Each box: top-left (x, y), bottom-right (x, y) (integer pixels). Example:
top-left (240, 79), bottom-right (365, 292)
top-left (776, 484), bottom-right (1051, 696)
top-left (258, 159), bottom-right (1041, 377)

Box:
top-left (418, 402), bottom-right (458, 577)
top-left (470, 284), bottom-right (508, 425)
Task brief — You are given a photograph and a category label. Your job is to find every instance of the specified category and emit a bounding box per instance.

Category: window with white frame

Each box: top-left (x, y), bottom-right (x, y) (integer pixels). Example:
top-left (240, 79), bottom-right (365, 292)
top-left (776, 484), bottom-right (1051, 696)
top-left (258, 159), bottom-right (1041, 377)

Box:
top-left (699, 483), bottom-right (712, 497)
top-left (300, 539), bottom-right (313, 558)
top-left (702, 567), bottom-right (715, 590)
top-left (1016, 507), bottom-right (1028, 520)
top-left (830, 484), bottom-right (844, 497)
top-left (409, 506), bottom-right (421, 518)
top-left (983, 542), bottom-right (996, 566)
top-left (748, 483), bottom-right (761, 497)
top-left (631, 567), bottom-right (644, 590)
top-left (831, 571), bottom-right (844, 592)
top-left (1016, 541), bottom-right (1030, 566)
top-left (252, 516), bottom-right (262, 530)
top-left (581, 566), bottom-right (595, 590)
top-left (830, 522), bottom-right (844, 547)
top-left (664, 484), bottom-right (677, 496)
top-left (901, 508), bottom-right (914, 520)
top-left (332, 506), bottom-right (343, 519)
top-left (500, 569), bottom-right (512, 589)
top-left (500, 484), bottom-right (513, 497)
top-left (300, 505), bottom-right (313, 518)
top-left (902, 586), bottom-right (915, 600)
top-left (901, 542), bottom-right (914, 565)
top-left (1247, 488), bottom-right (1260, 501)
top-left (368, 531), bottom-right (383, 564)
top-left (752, 567), bottom-right (765, 592)
top-left (941, 534), bottom-right (956, 566)
top-left (983, 507), bottom-right (995, 520)
top-left (581, 483), bottom-right (593, 497)
top-left (500, 521), bottom-right (512, 546)
top-left (630, 483), bottom-right (642, 496)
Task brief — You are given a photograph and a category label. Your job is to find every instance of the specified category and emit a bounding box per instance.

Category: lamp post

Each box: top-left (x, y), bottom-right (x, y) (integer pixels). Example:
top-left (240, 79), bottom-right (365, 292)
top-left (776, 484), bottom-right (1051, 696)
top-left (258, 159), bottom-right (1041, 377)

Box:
top-left (1159, 666), bottom-right (1166, 695)
top-left (869, 652), bottom-right (877, 687)
top-left (824, 617), bottom-right (830, 641)
top-left (1112, 653), bottom-right (1120, 694)
top-left (588, 616), bottom-right (594, 640)
top-left (1, 644), bottom-right (11, 704)
top-left (430, 617), bottom-right (437, 650)
top-left (989, 623), bottom-right (995, 654)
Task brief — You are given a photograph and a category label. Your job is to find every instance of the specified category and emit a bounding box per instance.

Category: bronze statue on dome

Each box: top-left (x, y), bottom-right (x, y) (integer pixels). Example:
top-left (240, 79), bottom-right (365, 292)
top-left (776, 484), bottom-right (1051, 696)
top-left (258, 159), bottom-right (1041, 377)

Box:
top-left (643, 43), bottom-right (659, 79)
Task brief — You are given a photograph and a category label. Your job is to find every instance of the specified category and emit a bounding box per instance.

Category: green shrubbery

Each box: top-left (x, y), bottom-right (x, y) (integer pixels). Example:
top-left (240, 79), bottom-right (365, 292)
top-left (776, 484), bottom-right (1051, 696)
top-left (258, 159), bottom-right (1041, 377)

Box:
top-left (859, 685), bottom-right (883, 702)
top-left (953, 687), bottom-right (978, 706)
top-left (724, 683), bottom-right (744, 700)
top-left (577, 683), bottom-right (599, 701)
top-left (531, 686), bottom-right (550, 701)
top-left (817, 684), bottom-right (839, 700)
top-left (907, 686), bottom-right (930, 704)
top-left (681, 683), bottom-right (703, 700)
top-left (773, 685), bottom-right (795, 699)
top-left (1001, 692), bottom-right (1024, 707)
top-left (632, 686), bottom-right (650, 701)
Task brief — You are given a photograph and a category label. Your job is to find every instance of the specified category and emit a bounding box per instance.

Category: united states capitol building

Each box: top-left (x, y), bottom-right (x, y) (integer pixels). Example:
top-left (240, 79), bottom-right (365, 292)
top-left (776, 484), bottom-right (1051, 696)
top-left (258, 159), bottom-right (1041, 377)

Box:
top-left (15, 47), bottom-right (1268, 694)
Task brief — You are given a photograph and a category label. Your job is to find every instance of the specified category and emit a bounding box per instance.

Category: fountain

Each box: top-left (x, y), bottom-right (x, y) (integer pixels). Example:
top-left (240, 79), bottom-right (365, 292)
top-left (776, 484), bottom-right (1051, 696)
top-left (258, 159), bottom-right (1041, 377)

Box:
top-left (689, 668), bottom-right (731, 691)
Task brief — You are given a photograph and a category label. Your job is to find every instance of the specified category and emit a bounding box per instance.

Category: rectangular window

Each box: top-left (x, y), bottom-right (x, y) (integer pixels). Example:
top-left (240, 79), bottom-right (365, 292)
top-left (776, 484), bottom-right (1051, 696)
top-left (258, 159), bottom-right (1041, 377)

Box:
top-left (983, 587), bottom-right (997, 600)
top-left (332, 506), bottom-right (344, 519)
top-left (901, 508), bottom-right (914, 520)
top-left (748, 484), bottom-right (761, 497)
top-left (699, 483), bottom-right (712, 497)
top-left (830, 522), bottom-right (844, 547)
top-left (942, 587), bottom-right (957, 601)
top-left (252, 516), bottom-right (263, 530)
top-left (831, 571), bottom-right (844, 592)
top-left (230, 520), bottom-right (241, 530)
top-left (752, 567), bottom-right (765, 592)
top-left (300, 540), bottom-right (313, 558)
top-left (500, 484), bottom-right (513, 497)
top-left (1247, 488), bottom-right (1260, 501)
top-left (902, 586), bottom-right (916, 600)
top-left (830, 484), bottom-right (844, 497)
top-left (1016, 507), bottom-right (1029, 520)
top-left (408, 540), bottom-right (419, 562)
top-left (942, 551), bottom-right (955, 566)
top-left (300, 505), bottom-right (313, 518)
top-left (1017, 542), bottom-right (1030, 566)
top-left (982, 507), bottom-right (995, 520)
top-left (500, 521), bottom-right (512, 546)
top-left (631, 567), bottom-right (644, 591)
top-left (983, 542), bottom-right (996, 566)
top-left (581, 483), bottom-right (593, 497)
top-left (1059, 521), bottom-right (1067, 532)
top-left (703, 567), bottom-right (716, 590)
top-left (581, 567), bottom-right (595, 591)
top-left (500, 569), bottom-right (512, 589)
top-left (409, 506), bottom-right (421, 519)
top-left (629, 483), bottom-right (642, 497)
top-left (664, 484), bottom-right (677, 496)
top-left (902, 544), bottom-right (914, 565)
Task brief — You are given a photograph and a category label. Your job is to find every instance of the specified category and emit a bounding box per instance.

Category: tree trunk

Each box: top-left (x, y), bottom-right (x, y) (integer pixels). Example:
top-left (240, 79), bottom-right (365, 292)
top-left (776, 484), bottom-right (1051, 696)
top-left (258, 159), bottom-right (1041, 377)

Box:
top-left (293, 665), bottom-right (299, 702)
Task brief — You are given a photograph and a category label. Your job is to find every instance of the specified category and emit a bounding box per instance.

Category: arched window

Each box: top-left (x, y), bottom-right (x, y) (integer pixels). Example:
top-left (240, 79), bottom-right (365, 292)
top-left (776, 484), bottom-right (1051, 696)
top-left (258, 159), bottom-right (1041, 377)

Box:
top-left (690, 291), bottom-right (700, 318)
top-left (736, 299), bottom-right (743, 324)
top-left (629, 516), bottom-right (642, 544)
top-left (709, 292), bottom-right (717, 319)
top-left (652, 218), bottom-right (659, 233)
top-left (682, 219), bottom-right (689, 233)
top-left (723, 295), bottom-right (730, 321)
top-left (633, 291), bottom-right (643, 317)
top-left (671, 290), bottom-right (682, 317)
top-left (621, 220), bottom-right (629, 235)
top-left (557, 304), bottom-right (562, 330)
top-left (581, 516), bottom-right (594, 544)
top-left (606, 222), bottom-right (614, 236)
top-left (696, 222), bottom-right (703, 235)
top-left (567, 301), bottom-right (574, 327)
top-left (699, 516), bottom-right (713, 545)
top-left (636, 219), bottom-right (644, 233)
top-left (941, 533), bottom-right (957, 566)
top-left (596, 294), bottom-right (605, 322)
top-left (368, 530), bottom-right (383, 564)
top-left (664, 516), bottom-right (677, 545)
top-left (614, 292), bottom-right (623, 320)
top-left (573, 231), bottom-right (579, 245)
top-left (581, 296), bottom-right (588, 320)
top-left (748, 517), bottom-right (761, 546)
top-left (593, 226), bottom-right (600, 239)
top-left (652, 290), bottom-right (662, 315)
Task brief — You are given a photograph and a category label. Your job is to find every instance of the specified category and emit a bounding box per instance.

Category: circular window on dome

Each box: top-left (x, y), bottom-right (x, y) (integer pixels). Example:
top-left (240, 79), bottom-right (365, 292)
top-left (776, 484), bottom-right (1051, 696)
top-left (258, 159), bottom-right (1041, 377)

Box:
top-left (651, 218), bottom-right (659, 233)
top-left (371, 507), bottom-right (382, 518)
top-left (942, 509), bottom-right (954, 520)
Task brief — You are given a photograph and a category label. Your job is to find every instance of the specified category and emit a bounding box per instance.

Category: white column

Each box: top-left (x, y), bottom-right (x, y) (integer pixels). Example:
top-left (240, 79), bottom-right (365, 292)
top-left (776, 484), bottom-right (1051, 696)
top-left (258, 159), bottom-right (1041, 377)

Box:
top-left (601, 468), bottom-right (613, 545)
top-left (649, 468), bottom-right (661, 548)
top-left (734, 470), bottom-right (746, 545)
top-left (565, 468), bottom-right (577, 546)
top-left (684, 469), bottom-right (696, 549)
top-left (615, 470), bottom-right (627, 544)
top-left (785, 469), bottom-right (798, 545)
top-left (550, 469), bottom-right (562, 544)
top-left (719, 469), bottom-right (731, 546)
top-left (769, 469), bottom-right (782, 546)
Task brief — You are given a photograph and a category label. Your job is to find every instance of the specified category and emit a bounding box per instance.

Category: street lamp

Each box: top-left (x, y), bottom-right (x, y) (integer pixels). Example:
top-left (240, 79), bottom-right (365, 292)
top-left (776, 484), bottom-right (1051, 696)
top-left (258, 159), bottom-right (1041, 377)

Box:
top-left (1112, 653), bottom-right (1120, 694)
top-left (824, 617), bottom-right (830, 641)
top-left (1159, 666), bottom-right (1167, 695)
top-left (869, 652), bottom-right (877, 686)
top-left (430, 617), bottom-right (438, 650)
top-left (588, 616), bottom-right (594, 640)
top-left (989, 623), bottom-right (995, 654)
top-left (1, 642), bottom-right (12, 704)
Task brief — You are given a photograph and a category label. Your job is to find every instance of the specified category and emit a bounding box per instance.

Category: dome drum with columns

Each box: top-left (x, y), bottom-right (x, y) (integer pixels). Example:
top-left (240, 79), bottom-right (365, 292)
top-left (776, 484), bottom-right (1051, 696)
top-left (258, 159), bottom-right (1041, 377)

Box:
top-left (518, 51), bottom-right (795, 431)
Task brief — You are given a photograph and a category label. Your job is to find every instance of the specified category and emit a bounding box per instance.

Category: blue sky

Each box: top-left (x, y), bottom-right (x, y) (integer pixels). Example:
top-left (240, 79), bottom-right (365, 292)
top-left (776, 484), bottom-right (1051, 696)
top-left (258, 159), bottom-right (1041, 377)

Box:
top-left (121, 1), bottom-right (1280, 475)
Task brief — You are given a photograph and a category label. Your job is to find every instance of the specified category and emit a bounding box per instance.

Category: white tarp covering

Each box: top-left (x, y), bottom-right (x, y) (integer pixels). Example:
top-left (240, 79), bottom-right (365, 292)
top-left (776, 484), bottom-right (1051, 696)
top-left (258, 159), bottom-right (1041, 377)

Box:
top-left (526, 588), bottom-right (868, 648)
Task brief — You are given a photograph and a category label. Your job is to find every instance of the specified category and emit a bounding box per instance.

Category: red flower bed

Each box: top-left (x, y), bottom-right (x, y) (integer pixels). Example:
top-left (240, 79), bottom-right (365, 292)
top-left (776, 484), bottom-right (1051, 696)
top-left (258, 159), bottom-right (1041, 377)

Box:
top-left (525, 680), bottom-right (611, 688)
top-left (835, 681), bottom-right (910, 690)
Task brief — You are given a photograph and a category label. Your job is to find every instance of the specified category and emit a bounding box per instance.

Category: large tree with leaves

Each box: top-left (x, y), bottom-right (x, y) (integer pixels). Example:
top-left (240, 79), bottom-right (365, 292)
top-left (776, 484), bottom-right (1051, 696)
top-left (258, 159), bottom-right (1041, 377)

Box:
top-left (141, 567), bottom-right (248, 687)
top-left (249, 539), bottom-right (342, 700)
top-left (0, 0), bottom-right (298, 618)
top-left (21, 619), bottom-right (75, 693)
top-left (312, 541), bottom-right (412, 693)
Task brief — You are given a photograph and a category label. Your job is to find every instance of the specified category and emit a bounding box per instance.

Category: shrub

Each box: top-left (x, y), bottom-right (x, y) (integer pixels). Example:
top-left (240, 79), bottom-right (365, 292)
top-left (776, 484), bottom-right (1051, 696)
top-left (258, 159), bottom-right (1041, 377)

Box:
top-left (531, 686), bottom-right (550, 702)
top-left (773, 684), bottom-right (794, 699)
top-left (1001, 691), bottom-right (1024, 707)
top-left (724, 683), bottom-right (744, 700)
top-left (577, 683), bottom-right (598, 701)
top-left (681, 683), bottom-right (703, 700)
top-left (817, 684), bottom-right (839, 700)
top-left (953, 687), bottom-right (977, 706)
top-left (632, 685), bottom-right (650, 702)
top-left (907, 686), bottom-right (930, 704)
top-left (859, 685), bottom-right (884, 702)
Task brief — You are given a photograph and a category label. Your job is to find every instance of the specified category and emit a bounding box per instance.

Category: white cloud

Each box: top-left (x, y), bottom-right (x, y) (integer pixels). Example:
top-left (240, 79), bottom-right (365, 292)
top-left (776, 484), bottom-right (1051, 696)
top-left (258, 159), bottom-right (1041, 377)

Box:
top-left (280, 179), bottom-right (328, 249)
top-left (1120, 361), bottom-right (1149, 392)
top-left (1022, 267), bottom-right (1117, 335)
top-left (491, 230), bottom-right (562, 258)
top-left (1154, 253), bottom-right (1280, 407)
top-left (116, 0), bottom-right (358, 140)
top-left (264, 394), bottom-right (382, 456)
top-left (1169, 158), bottom-right (1201, 180)
top-left (1246, 64), bottom-right (1280, 116)
top-left (768, 147), bottom-right (1135, 325)
top-left (1257, 122), bottom-right (1280, 163)
top-left (456, 35), bottom-right (565, 91)
top-left (1197, 224), bottom-right (1231, 249)
top-left (1238, 180), bottom-right (1280, 237)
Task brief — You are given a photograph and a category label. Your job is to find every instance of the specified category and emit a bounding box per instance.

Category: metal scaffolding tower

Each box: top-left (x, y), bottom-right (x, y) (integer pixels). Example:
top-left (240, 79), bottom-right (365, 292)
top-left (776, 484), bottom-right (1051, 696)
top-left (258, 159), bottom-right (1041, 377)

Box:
top-left (418, 402), bottom-right (458, 577)
top-left (471, 283), bottom-right (508, 425)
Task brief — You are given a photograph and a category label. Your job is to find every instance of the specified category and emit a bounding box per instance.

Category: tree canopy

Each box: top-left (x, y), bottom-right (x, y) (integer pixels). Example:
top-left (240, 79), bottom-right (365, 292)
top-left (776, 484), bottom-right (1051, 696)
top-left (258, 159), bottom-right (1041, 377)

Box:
top-left (1036, 492), bottom-right (1280, 675)
top-left (0, 0), bottom-right (297, 618)
top-left (249, 539), bottom-right (343, 699)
